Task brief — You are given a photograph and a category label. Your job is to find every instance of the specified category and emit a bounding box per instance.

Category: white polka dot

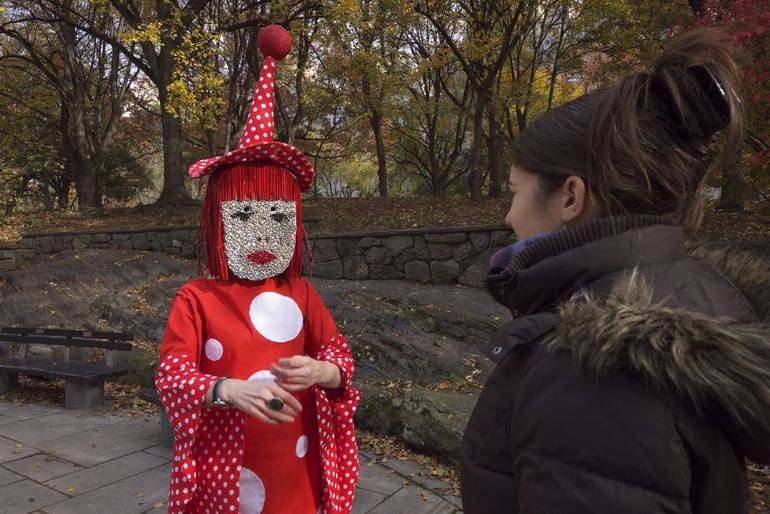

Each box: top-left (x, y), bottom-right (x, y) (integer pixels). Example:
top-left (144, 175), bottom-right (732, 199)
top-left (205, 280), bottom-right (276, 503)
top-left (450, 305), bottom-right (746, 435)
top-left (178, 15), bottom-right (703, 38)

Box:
top-left (248, 370), bottom-right (277, 383)
top-left (239, 467), bottom-right (265, 514)
top-left (296, 435), bottom-right (309, 458)
top-left (205, 339), bottom-right (224, 361)
top-left (249, 292), bottom-right (303, 343)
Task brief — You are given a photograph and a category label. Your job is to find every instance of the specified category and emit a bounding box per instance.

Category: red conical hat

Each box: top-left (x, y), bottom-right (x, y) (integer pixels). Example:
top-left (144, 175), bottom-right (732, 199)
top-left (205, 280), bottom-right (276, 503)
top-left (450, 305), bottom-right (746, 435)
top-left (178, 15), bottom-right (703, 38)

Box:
top-left (188, 24), bottom-right (315, 192)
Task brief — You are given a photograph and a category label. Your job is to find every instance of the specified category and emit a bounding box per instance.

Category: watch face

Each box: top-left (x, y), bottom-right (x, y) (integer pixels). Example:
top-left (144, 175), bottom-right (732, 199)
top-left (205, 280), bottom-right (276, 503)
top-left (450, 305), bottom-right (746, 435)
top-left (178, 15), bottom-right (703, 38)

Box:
top-left (221, 200), bottom-right (297, 281)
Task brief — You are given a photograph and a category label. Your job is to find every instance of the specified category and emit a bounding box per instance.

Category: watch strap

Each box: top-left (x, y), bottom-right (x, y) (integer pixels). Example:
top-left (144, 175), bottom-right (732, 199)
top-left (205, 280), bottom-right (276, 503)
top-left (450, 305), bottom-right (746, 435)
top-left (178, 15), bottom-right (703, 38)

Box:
top-left (212, 377), bottom-right (229, 406)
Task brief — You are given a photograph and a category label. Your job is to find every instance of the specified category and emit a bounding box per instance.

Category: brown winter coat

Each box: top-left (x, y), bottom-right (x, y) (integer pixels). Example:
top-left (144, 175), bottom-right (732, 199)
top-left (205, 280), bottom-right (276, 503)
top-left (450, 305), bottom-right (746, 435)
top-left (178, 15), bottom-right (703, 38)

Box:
top-left (461, 215), bottom-right (770, 514)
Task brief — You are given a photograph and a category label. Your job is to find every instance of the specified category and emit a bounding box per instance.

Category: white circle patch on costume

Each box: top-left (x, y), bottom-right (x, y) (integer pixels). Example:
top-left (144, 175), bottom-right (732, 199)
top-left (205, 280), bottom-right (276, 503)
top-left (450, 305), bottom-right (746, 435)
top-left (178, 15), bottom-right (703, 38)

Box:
top-left (204, 339), bottom-right (224, 361)
top-left (249, 292), bottom-right (303, 343)
top-left (239, 467), bottom-right (265, 514)
top-left (248, 370), bottom-right (277, 383)
top-left (296, 435), bottom-right (309, 458)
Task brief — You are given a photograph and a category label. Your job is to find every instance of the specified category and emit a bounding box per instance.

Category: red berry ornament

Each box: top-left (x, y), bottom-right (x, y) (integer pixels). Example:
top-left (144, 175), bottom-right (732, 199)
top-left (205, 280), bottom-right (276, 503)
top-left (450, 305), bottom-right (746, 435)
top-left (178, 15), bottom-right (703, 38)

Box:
top-left (257, 24), bottom-right (292, 60)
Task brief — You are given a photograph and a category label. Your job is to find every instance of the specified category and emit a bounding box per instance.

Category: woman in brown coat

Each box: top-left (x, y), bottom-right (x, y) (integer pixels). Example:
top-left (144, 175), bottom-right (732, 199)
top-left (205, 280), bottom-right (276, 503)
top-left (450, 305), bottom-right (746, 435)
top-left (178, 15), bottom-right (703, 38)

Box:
top-left (461, 29), bottom-right (770, 514)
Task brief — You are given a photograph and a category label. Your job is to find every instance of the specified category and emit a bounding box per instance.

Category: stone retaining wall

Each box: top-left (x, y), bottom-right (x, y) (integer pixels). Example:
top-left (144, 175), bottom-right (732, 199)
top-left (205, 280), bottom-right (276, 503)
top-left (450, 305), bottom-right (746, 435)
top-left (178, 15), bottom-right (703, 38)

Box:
top-left (5, 225), bottom-right (770, 287)
top-left (307, 226), bottom-right (516, 286)
top-left (5, 224), bottom-right (515, 287)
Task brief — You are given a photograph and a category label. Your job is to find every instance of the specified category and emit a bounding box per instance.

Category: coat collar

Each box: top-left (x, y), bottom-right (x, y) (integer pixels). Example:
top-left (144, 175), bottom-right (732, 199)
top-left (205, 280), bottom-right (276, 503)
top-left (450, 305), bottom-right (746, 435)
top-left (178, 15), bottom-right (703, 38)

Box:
top-left (486, 215), bottom-right (679, 317)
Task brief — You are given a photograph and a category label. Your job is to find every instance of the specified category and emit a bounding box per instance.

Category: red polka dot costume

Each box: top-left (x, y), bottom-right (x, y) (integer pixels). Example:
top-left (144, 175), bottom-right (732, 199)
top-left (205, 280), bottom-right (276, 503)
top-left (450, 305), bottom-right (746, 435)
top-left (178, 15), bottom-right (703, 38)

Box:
top-left (156, 25), bottom-right (360, 514)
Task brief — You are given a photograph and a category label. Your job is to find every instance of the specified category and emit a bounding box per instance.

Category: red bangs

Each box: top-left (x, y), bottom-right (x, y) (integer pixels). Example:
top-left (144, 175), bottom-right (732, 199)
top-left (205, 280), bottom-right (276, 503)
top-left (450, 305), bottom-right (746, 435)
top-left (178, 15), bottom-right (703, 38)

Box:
top-left (199, 161), bottom-right (305, 280)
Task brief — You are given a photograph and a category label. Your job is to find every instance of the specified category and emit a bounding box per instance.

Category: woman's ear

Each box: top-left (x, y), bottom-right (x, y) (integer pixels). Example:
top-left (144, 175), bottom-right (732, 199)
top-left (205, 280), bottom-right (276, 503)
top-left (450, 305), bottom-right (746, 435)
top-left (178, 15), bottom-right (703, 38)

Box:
top-left (560, 175), bottom-right (592, 225)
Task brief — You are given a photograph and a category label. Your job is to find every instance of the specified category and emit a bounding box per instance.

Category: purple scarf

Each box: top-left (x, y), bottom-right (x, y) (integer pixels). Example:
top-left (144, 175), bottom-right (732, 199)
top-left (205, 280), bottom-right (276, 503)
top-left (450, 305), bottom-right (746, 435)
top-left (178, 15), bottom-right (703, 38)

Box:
top-left (489, 231), bottom-right (553, 273)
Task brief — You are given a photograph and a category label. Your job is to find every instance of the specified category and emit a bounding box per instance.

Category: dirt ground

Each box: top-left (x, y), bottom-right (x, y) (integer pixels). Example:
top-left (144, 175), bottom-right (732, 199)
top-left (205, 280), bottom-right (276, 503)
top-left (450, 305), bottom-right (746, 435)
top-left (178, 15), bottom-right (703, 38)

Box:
top-left (2, 197), bottom-right (769, 246)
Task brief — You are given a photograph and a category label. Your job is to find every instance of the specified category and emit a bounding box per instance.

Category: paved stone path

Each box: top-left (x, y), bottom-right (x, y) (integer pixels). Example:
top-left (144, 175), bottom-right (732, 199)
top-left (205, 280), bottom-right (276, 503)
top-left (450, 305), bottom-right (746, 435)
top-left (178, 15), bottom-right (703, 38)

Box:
top-left (0, 401), bottom-right (462, 514)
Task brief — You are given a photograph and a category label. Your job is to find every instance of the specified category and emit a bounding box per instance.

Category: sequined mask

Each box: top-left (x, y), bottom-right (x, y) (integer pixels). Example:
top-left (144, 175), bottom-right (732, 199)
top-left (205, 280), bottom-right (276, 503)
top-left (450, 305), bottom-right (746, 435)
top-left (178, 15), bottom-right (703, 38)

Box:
top-left (221, 200), bottom-right (297, 281)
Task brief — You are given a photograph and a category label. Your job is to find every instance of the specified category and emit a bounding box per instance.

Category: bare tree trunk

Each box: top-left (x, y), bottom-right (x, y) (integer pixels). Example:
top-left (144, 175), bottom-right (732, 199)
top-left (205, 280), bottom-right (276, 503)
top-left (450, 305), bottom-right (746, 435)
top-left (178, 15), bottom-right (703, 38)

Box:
top-left (155, 59), bottom-right (192, 205)
top-left (468, 89), bottom-right (488, 199)
top-left (370, 112), bottom-right (389, 197)
top-left (487, 101), bottom-right (505, 198)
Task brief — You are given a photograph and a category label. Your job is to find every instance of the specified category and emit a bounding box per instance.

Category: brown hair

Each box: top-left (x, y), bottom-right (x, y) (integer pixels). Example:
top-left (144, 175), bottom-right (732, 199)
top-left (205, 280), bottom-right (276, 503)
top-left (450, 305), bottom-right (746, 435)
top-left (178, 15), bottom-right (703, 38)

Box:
top-left (511, 28), bottom-right (742, 233)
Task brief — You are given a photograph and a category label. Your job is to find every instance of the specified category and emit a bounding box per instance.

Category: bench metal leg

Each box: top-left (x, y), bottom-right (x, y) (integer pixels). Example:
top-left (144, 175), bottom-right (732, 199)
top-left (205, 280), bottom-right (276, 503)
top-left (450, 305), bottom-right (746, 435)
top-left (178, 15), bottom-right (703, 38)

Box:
top-left (160, 407), bottom-right (174, 448)
top-left (65, 379), bottom-right (104, 409)
top-left (0, 372), bottom-right (19, 394)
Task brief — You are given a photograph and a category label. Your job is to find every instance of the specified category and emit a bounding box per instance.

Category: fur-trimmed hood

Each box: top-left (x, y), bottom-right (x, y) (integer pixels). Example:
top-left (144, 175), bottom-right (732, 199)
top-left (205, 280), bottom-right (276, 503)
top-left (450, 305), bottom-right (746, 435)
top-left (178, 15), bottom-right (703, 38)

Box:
top-left (547, 245), bottom-right (770, 462)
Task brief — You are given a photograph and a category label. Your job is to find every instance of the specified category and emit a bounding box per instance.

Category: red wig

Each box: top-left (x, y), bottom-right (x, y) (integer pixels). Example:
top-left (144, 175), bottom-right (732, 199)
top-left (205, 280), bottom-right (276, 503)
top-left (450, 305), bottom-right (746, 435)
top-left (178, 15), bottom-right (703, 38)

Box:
top-left (199, 160), bottom-right (305, 280)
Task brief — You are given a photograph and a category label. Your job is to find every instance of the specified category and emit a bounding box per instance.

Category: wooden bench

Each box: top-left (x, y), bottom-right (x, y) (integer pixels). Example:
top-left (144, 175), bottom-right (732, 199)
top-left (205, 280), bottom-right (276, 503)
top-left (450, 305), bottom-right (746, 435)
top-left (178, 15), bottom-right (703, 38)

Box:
top-left (138, 387), bottom-right (173, 448)
top-left (0, 327), bottom-right (133, 409)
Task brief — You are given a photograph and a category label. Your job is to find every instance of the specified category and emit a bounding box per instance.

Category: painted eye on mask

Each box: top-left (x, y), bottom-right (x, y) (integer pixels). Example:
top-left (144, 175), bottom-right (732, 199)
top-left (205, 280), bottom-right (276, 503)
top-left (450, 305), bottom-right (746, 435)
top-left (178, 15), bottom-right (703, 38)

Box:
top-left (271, 211), bottom-right (286, 223)
top-left (231, 205), bottom-right (253, 222)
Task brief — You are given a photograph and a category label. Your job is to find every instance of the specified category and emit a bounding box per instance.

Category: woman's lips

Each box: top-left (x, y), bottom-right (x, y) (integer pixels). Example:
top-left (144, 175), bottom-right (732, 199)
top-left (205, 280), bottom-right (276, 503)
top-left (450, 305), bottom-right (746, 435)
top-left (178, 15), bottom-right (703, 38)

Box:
top-left (247, 251), bottom-right (277, 265)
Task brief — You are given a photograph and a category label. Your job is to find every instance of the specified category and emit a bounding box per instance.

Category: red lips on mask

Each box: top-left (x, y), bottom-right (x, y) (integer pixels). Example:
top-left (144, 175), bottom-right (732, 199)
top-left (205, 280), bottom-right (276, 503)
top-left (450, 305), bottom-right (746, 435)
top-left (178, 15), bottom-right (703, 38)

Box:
top-left (247, 251), bottom-right (277, 265)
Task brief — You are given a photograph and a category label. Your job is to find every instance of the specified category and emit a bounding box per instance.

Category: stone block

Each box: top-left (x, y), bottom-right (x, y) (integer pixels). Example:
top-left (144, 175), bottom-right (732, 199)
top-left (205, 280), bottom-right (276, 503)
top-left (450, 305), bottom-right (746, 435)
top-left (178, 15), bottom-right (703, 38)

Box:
top-left (92, 234), bottom-right (111, 243)
top-left (358, 237), bottom-right (382, 248)
top-left (337, 238), bottom-right (362, 257)
top-left (149, 239), bottom-right (163, 252)
top-left (490, 230), bottom-right (511, 246)
top-left (39, 236), bottom-right (54, 253)
top-left (0, 479), bottom-right (67, 513)
top-left (180, 244), bottom-right (197, 258)
top-left (72, 235), bottom-right (92, 249)
top-left (469, 232), bottom-right (490, 250)
top-left (428, 243), bottom-right (454, 260)
top-left (453, 241), bottom-right (474, 262)
top-left (120, 240), bottom-right (134, 251)
top-left (4, 453), bottom-right (83, 482)
top-left (112, 233), bottom-right (131, 242)
top-left (171, 239), bottom-right (182, 248)
top-left (132, 233), bottom-right (150, 251)
top-left (384, 235), bottom-right (413, 255)
top-left (393, 249), bottom-right (418, 271)
top-left (413, 237), bottom-right (430, 260)
top-left (156, 231), bottom-right (172, 246)
top-left (366, 246), bottom-right (393, 265)
top-left (458, 263), bottom-right (487, 288)
top-left (369, 265), bottom-right (403, 279)
top-left (45, 451), bottom-right (168, 495)
top-left (424, 232), bottom-right (467, 244)
top-left (64, 380), bottom-right (104, 409)
top-left (313, 239), bottom-right (339, 262)
top-left (0, 372), bottom-right (19, 394)
top-left (431, 260), bottom-right (461, 283)
top-left (343, 256), bottom-right (369, 280)
top-left (0, 258), bottom-right (15, 271)
top-left (312, 260), bottom-right (344, 279)
top-left (404, 261), bottom-right (430, 282)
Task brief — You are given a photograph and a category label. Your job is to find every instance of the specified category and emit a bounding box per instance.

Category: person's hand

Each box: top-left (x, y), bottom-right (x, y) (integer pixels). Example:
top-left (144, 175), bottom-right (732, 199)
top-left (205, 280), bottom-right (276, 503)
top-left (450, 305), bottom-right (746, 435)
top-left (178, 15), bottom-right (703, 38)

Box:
top-left (271, 355), bottom-right (341, 391)
top-left (217, 378), bottom-right (302, 425)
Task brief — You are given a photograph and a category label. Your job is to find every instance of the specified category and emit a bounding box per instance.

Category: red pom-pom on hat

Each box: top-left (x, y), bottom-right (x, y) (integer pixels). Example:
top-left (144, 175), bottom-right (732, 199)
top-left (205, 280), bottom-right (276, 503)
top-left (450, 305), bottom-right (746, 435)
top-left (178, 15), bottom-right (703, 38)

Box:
top-left (258, 24), bottom-right (292, 60)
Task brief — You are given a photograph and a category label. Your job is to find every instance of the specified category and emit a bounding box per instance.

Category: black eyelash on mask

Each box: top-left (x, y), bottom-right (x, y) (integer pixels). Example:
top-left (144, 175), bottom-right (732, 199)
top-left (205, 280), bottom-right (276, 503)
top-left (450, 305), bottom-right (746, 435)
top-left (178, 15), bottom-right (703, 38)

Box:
top-left (271, 212), bottom-right (286, 223)
top-left (231, 211), bottom-right (252, 221)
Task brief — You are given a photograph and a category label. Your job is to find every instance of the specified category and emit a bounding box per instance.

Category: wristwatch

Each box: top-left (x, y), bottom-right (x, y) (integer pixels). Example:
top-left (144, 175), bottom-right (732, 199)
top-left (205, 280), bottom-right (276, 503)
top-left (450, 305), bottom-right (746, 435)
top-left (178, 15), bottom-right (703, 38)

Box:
top-left (212, 377), bottom-right (230, 407)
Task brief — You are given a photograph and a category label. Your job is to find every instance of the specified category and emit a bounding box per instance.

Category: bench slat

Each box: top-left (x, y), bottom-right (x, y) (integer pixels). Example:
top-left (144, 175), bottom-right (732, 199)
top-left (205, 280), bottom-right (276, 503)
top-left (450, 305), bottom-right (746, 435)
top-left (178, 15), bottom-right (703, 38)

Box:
top-left (0, 334), bottom-right (132, 351)
top-left (0, 358), bottom-right (128, 382)
top-left (0, 327), bottom-right (133, 341)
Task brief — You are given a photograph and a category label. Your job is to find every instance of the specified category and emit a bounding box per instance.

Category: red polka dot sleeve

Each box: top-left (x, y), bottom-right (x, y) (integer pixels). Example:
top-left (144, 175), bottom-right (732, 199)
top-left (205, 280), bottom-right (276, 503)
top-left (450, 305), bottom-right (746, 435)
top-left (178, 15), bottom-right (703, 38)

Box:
top-left (304, 281), bottom-right (361, 514)
top-left (156, 288), bottom-right (223, 514)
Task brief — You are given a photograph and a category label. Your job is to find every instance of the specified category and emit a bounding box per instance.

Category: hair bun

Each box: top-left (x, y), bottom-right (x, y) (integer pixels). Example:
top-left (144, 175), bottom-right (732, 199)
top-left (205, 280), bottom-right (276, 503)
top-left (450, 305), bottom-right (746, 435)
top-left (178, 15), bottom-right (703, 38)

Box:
top-left (651, 63), bottom-right (737, 141)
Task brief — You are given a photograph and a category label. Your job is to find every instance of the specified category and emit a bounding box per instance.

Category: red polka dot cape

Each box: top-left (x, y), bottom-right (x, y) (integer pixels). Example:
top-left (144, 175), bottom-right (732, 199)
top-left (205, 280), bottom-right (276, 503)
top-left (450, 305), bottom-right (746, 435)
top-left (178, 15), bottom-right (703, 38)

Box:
top-left (156, 277), bottom-right (360, 514)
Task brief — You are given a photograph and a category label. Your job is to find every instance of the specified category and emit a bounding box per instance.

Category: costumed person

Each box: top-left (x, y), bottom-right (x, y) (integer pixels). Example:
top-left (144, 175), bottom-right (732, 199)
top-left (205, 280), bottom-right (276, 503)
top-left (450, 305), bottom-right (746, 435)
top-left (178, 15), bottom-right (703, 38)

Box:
top-left (156, 24), bottom-right (360, 514)
top-left (461, 28), bottom-right (770, 514)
